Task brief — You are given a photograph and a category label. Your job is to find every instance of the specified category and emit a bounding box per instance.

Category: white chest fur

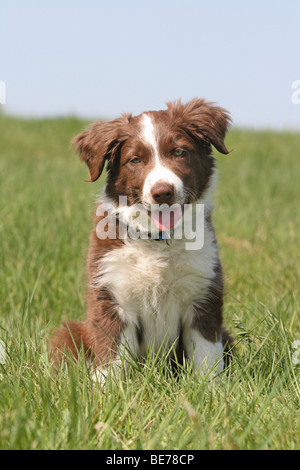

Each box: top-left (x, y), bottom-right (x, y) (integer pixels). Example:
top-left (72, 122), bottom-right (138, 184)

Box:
top-left (95, 221), bottom-right (218, 356)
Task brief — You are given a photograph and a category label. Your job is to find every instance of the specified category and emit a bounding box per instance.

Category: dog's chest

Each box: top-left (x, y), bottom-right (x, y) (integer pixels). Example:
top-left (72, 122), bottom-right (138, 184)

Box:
top-left (97, 228), bottom-right (218, 348)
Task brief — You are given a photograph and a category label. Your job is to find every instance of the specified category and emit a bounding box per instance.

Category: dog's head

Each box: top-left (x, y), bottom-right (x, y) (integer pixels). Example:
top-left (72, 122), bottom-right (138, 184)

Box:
top-left (72, 98), bottom-right (231, 232)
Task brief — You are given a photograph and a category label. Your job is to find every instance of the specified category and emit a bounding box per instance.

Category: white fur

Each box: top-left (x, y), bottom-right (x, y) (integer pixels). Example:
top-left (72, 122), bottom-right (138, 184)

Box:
top-left (141, 114), bottom-right (159, 162)
top-left (183, 329), bottom-right (224, 373)
top-left (141, 114), bottom-right (184, 206)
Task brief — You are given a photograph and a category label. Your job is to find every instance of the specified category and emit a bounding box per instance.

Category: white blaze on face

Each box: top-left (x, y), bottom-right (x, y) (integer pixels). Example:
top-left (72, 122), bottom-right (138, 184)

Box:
top-left (141, 114), bottom-right (184, 207)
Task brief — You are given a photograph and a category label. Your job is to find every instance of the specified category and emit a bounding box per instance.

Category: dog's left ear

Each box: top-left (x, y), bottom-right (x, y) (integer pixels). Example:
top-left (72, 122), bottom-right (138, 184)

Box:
top-left (168, 98), bottom-right (231, 154)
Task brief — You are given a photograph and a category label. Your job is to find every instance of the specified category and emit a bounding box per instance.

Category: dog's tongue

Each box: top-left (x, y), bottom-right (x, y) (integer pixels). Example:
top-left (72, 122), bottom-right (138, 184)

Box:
top-left (151, 206), bottom-right (182, 231)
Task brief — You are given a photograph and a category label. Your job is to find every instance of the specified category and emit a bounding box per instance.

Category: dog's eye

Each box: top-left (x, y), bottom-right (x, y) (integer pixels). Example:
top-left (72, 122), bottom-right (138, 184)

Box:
top-left (173, 149), bottom-right (185, 157)
top-left (130, 157), bottom-right (141, 164)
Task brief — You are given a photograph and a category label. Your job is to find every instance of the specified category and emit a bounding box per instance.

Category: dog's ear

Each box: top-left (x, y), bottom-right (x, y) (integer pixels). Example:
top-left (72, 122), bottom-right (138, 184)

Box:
top-left (71, 114), bottom-right (131, 182)
top-left (167, 98), bottom-right (231, 155)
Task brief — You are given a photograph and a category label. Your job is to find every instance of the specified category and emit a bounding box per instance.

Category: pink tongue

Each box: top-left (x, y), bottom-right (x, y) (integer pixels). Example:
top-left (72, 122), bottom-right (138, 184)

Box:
top-left (151, 207), bottom-right (182, 231)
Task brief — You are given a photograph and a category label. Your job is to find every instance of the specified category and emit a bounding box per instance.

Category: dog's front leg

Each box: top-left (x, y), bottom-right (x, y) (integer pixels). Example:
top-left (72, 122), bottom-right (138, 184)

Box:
top-left (92, 323), bottom-right (140, 385)
top-left (182, 311), bottom-right (224, 374)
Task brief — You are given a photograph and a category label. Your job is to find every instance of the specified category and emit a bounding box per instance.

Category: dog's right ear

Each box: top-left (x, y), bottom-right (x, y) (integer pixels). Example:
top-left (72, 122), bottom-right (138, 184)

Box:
top-left (71, 114), bottom-right (131, 182)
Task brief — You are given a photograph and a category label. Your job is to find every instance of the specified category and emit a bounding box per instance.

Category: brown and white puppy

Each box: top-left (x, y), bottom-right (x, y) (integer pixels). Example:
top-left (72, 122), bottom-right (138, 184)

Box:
top-left (50, 98), bottom-right (233, 379)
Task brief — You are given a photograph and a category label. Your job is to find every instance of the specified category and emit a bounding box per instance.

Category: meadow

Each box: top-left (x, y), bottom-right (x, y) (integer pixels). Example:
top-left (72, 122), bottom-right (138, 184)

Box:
top-left (0, 113), bottom-right (299, 450)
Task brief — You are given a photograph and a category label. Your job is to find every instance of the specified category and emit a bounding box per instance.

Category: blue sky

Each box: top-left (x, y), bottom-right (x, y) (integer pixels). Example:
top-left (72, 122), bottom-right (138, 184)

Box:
top-left (1, 0), bottom-right (300, 128)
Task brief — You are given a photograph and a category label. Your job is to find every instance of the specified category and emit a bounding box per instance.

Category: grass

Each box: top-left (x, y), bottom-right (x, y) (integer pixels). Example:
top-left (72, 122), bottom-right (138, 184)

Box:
top-left (0, 113), bottom-right (299, 450)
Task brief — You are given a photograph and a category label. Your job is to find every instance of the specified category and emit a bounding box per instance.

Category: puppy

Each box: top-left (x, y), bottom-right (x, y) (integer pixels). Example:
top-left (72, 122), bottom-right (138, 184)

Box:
top-left (50, 98), bottom-right (233, 377)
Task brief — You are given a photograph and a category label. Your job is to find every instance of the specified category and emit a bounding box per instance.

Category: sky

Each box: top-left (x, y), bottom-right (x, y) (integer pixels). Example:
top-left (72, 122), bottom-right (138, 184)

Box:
top-left (1, 0), bottom-right (300, 129)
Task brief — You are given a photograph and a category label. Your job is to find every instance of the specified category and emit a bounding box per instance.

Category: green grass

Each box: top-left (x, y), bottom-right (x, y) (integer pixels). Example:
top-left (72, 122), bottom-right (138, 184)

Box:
top-left (0, 113), bottom-right (299, 450)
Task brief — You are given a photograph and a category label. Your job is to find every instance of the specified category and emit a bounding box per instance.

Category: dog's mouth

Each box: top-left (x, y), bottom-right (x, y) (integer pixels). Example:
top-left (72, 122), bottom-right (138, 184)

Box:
top-left (149, 205), bottom-right (184, 231)
top-left (147, 196), bottom-right (191, 232)
top-left (115, 194), bottom-right (193, 236)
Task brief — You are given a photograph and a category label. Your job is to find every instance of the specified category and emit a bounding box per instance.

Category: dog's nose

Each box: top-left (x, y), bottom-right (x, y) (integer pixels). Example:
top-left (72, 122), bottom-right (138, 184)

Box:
top-left (151, 183), bottom-right (175, 204)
